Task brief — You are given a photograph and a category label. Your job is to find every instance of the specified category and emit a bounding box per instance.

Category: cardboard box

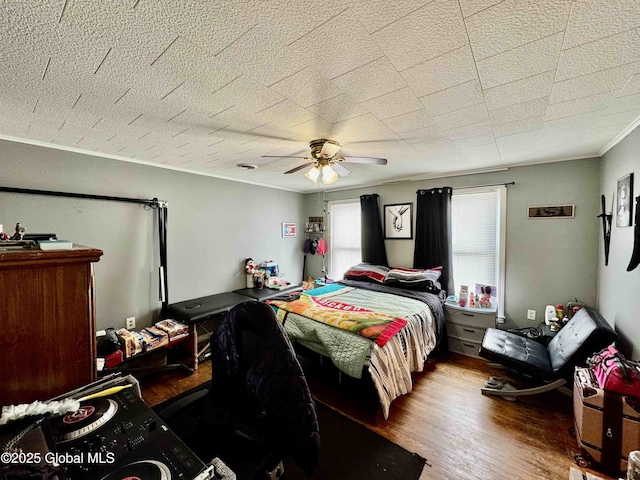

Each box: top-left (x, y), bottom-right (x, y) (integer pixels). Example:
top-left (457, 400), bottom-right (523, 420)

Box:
top-left (168, 332), bottom-right (189, 345)
top-left (117, 328), bottom-right (144, 358)
top-left (573, 367), bottom-right (640, 474)
top-left (155, 319), bottom-right (188, 339)
top-left (140, 326), bottom-right (169, 352)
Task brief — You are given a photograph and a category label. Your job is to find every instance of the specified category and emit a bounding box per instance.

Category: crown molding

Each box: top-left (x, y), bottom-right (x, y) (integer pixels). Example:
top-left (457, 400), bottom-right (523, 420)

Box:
top-left (599, 113), bottom-right (640, 156)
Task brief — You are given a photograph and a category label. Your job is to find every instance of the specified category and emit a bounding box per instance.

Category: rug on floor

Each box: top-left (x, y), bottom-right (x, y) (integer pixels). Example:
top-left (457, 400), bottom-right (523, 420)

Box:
top-left (152, 382), bottom-right (426, 480)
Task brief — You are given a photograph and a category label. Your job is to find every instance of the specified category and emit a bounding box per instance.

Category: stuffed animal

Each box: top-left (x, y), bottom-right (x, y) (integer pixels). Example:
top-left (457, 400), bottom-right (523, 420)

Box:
top-left (245, 258), bottom-right (257, 274)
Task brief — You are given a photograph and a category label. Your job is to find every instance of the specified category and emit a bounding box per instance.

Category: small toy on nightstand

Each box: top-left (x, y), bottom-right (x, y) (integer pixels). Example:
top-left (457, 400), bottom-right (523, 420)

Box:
top-left (479, 286), bottom-right (492, 308)
top-left (458, 285), bottom-right (469, 307)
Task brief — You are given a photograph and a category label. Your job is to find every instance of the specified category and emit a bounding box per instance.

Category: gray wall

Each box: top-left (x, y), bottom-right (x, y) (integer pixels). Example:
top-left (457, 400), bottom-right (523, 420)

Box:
top-left (0, 136), bottom-right (609, 335)
top-left (598, 126), bottom-right (640, 358)
top-left (0, 139), bottom-right (305, 331)
top-left (304, 157), bottom-right (601, 329)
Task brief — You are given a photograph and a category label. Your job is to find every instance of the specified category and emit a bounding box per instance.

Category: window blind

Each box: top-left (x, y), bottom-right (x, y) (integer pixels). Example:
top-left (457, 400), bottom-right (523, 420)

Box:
top-left (451, 190), bottom-right (498, 297)
top-left (329, 201), bottom-right (361, 280)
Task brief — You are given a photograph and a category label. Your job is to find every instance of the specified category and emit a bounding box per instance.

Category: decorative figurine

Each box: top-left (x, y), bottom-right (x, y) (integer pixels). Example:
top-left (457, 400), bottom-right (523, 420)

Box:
top-left (11, 223), bottom-right (26, 240)
top-left (479, 286), bottom-right (492, 308)
top-left (245, 258), bottom-right (256, 274)
top-left (458, 285), bottom-right (468, 308)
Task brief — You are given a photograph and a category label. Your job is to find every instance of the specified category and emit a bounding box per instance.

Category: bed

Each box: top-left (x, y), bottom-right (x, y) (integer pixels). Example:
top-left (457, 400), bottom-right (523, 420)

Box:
top-left (268, 264), bottom-right (446, 419)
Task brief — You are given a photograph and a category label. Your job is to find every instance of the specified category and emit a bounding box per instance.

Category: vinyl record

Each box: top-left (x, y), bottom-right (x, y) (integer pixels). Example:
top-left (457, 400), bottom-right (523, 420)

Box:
top-left (100, 460), bottom-right (171, 480)
top-left (52, 398), bottom-right (118, 442)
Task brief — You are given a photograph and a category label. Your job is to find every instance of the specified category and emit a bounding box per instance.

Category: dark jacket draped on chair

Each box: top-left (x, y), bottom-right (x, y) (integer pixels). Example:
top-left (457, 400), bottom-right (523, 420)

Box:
top-left (211, 301), bottom-right (320, 476)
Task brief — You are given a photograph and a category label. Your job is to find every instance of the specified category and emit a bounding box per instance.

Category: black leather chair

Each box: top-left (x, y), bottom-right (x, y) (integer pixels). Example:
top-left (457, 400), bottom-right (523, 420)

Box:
top-left (479, 306), bottom-right (616, 398)
top-left (157, 301), bottom-right (319, 479)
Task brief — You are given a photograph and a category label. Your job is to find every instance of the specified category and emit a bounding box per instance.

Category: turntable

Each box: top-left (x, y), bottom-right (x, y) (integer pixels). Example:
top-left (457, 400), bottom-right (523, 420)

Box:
top-left (49, 382), bottom-right (209, 479)
top-left (100, 459), bottom-right (171, 480)
top-left (52, 398), bottom-right (118, 442)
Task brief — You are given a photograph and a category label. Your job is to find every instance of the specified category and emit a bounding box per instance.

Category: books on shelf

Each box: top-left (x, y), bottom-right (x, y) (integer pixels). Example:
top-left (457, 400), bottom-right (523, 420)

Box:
top-left (38, 239), bottom-right (73, 250)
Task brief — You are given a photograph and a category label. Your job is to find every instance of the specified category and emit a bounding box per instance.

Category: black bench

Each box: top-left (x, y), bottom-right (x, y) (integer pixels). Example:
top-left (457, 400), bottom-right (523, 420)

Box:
top-left (233, 284), bottom-right (302, 301)
top-left (163, 292), bottom-right (256, 324)
top-left (162, 286), bottom-right (302, 371)
top-left (162, 292), bottom-right (256, 370)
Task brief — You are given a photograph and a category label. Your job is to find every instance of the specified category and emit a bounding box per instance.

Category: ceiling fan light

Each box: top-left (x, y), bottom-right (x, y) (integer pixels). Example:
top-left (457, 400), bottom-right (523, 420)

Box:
top-left (322, 165), bottom-right (338, 184)
top-left (305, 166), bottom-right (320, 183)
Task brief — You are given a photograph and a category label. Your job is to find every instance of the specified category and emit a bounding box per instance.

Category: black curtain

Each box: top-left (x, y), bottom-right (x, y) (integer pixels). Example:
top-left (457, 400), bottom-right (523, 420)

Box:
top-left (413, 187), bottom-right (454, 295)
top-left (360, 194), bottom-right (388, 266)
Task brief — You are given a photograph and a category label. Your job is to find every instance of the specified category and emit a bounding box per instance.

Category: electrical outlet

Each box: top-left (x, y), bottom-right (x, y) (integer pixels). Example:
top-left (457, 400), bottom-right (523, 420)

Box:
top-left (527, 309), bottom-right (536, 321)
top-left (126, 316), bottom-right (136, 329)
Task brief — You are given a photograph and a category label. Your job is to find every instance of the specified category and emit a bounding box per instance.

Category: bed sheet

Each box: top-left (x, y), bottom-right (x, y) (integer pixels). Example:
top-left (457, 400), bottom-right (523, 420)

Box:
top-left (272, 286), bottom-right (438, 419)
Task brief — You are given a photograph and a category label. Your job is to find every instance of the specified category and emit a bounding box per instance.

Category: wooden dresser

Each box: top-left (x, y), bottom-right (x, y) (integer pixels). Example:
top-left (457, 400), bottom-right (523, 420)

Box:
top-left (445, 303), bottom-right (497, 358)
top-left (0, 245), bottom-right (103, 406)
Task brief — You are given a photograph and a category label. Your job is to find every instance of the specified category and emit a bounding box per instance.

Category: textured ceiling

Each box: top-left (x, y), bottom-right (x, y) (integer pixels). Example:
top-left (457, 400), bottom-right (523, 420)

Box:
top-left (2, 0), bottom-right (640, 193)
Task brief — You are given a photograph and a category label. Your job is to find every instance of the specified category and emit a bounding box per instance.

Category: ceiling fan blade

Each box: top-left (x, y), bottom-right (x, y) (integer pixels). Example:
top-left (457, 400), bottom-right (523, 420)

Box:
top-left (284, 162), bottom-right (315, 174)
top-left (332, 162), bottom-right (351, 177)
top-left (347, 138), bottom-right (400, 145)
top-left (339, 156), bottom-right (388, 165)
top-left (320, 141), bottom-right (342, 158)
top-left (262, 155), bottom-right (309, 159)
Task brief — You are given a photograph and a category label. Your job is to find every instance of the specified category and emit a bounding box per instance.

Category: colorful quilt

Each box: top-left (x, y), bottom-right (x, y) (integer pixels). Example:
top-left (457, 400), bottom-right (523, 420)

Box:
top-left (269, 286), bottom-right (406, 346)
top-left (270, 284), bottom-right (438, 419)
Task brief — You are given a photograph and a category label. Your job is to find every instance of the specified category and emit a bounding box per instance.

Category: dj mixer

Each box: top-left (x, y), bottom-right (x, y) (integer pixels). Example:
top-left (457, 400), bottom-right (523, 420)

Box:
top-left (0, 375), bottom-right (235, 480)
top-left (49, 385), bottom-right (206, 480)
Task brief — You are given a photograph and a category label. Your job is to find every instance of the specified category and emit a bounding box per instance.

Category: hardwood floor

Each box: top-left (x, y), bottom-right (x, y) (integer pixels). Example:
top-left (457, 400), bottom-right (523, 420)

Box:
top-left (140, 351), bottom-right (615, 480)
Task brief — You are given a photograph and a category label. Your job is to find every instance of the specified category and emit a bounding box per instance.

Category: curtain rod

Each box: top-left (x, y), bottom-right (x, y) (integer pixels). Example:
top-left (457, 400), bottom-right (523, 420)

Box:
top-left (1, 184), bottom-right (170, 307)
top-left (417, 182), bottom-right (515, 193)
top-left (453, 181), bottom-right (515, 190)
top-left (0, 185), bottom-right (167, 207)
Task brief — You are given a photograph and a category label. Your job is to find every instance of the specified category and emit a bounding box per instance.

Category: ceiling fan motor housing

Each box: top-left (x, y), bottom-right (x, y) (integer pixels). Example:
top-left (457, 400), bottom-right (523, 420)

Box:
top-left (267, 138), bottom-right (386, 177)
top-left (310, 138), bottom-right (340, 159)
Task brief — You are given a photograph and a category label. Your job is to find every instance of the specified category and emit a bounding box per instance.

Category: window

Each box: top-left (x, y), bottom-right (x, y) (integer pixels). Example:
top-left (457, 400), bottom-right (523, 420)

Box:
top-left (328, 200), bottom-right (361, 280)
top-left (451, 186), bottom-right (506, 319)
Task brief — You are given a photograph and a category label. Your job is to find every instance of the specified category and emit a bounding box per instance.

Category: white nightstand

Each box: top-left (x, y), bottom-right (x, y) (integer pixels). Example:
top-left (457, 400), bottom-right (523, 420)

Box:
top-left (445, 303), bottom-right (497, 357)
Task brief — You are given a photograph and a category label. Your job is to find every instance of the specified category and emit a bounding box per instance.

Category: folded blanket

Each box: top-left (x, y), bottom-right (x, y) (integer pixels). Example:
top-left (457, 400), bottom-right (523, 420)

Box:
top-left (301, 283), bottom-right (346, 296)
top-left (269, 291), bottom-right (406, 346)
top-left (337, 278), bottom-right (446, 350)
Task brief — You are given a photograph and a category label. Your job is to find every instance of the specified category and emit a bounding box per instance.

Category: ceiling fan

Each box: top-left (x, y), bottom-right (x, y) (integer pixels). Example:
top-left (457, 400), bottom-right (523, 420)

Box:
top-left (262, 139), bottom-right (387, 184)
